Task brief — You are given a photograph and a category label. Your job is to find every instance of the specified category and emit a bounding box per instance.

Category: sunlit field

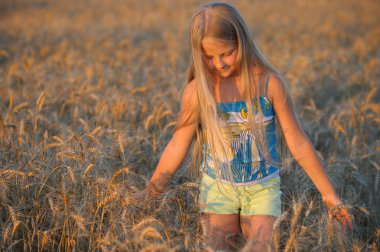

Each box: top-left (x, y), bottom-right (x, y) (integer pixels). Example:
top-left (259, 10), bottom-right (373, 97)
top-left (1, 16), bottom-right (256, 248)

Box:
top-left (0, 0), bottom-right (379, 251)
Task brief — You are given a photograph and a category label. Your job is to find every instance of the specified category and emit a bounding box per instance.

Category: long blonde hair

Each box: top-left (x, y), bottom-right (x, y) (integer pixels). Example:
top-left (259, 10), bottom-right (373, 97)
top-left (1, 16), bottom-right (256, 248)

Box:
top-left (180, 2), bottom-right (291, 179)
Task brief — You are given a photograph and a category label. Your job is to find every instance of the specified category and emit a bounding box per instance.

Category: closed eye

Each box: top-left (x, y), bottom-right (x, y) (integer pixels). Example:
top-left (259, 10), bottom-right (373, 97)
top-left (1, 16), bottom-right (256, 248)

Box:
top-left (203, 48), bottom-right (235, 59)
top-left (223, 49), bottom-right (235, 56)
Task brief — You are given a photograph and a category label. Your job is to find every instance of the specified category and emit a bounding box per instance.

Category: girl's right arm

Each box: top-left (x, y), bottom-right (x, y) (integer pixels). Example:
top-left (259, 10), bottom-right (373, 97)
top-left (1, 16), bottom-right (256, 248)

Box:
top-left (147, 80), bottom-right (199, 194)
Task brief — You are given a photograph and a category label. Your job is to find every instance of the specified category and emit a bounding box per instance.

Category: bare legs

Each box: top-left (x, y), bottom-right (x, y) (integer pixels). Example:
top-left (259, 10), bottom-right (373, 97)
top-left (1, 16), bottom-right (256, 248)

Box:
top-left (201, 213), bottom-right (275, 251)
top-left (201, 213), bottom-right (240, 251)
top-left (240, 215), bottom-right (276, 251)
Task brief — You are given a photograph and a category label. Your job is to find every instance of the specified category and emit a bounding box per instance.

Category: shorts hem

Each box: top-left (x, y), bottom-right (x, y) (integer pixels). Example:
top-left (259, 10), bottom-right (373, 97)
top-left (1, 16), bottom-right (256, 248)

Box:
top-left (239, 211), bottom-right (281, 217)
top-left (199, 209), bottom-right (238, 215)
top-left (199, 209), bottom-right (281, 217)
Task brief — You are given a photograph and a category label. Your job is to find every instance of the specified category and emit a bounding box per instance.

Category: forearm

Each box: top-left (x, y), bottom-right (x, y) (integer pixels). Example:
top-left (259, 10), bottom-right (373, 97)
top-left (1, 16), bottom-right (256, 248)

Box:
top-left (150, 137), bottom-right (191, 189)
top-left (290, 136), bottom-right (339, 200)
top-left (287, 132), bottom-right (351, 229)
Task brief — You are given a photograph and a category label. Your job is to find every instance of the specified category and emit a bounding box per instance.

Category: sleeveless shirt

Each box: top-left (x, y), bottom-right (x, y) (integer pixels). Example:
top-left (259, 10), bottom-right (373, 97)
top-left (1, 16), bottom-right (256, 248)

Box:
top-left (200, 73), bottom-right (280, 185)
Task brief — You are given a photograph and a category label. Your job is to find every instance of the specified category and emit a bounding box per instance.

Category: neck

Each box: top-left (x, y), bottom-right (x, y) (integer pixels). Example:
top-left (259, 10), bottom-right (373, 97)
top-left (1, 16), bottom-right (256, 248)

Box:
top-left (213, 74), bottom-right (244, 103)
top-left (215, 73), bottom-right (241, 85)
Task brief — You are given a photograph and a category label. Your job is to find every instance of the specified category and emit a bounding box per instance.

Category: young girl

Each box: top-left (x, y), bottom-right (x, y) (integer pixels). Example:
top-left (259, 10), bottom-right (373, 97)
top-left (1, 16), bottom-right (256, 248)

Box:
top-left (140, 2), bottom-right (352, 250)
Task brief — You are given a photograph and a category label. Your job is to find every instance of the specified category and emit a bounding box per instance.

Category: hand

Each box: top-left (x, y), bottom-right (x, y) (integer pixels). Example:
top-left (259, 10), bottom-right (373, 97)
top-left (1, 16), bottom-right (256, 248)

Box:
top-left (133, 189), bottom-right (149, 205)
top-left (133, 182), bottom-right (165, 208)
top-left (323, 196), bottom-right (353, 231)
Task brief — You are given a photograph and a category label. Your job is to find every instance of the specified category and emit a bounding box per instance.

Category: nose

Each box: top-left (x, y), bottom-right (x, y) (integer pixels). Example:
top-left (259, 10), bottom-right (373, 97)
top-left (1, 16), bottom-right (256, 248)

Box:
top-left (213, 56), bottom-right (226, 69)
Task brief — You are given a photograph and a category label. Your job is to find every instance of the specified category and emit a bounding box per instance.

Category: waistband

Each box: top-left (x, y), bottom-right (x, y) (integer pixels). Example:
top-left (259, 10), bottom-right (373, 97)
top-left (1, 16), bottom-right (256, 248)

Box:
top-left (201, 160), bottom-right (280, 185)
top-left (201, 169), bottom-right (280, 186)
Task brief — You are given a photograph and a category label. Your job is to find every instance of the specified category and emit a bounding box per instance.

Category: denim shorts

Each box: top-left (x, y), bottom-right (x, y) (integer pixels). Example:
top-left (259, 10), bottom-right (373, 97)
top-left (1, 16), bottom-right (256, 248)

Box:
top-left (199, 174), bottom-right (282, 216)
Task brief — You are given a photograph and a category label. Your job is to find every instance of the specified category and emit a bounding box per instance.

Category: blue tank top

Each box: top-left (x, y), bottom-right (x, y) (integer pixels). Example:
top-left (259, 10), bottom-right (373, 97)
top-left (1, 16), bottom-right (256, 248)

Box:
top-left (201, 75), bottom-right (280, 185)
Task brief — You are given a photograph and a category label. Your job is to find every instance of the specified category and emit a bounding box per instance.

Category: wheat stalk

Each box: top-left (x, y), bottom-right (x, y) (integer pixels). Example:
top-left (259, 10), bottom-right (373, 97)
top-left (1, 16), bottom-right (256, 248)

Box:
top-left (98, 191), bottom-right (118, 208)
top-left (0, 116), bottom-right (5, 141)
top-left (0, 170), bottom-right (25, 178)
top-left (33, 92), bottom-right (45, 134)
top-left (8, 206), bottom-right (21, 236)
top-left (110, 167), bottom-right (130, 186)
top-left (139, 227), bottom-right (164, 242)
top-left (83, 163), bottom-right (95, 179)
top-left (132, 218), bottom-right (165, 234)
top-left (43, 231), bottom-right (51, 249)
top-left (284, 202), bottom-right (303, 252)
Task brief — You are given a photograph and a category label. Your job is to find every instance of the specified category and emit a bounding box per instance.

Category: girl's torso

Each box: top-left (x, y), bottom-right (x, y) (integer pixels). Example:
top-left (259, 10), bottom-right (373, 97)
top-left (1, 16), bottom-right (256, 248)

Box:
top-left (201, 73), bottom-right (280, 185)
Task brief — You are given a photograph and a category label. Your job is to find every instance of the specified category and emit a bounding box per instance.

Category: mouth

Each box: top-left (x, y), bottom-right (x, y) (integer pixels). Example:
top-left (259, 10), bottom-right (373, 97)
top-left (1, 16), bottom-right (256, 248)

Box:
top-left (218, 66), bottom-right (230, 72)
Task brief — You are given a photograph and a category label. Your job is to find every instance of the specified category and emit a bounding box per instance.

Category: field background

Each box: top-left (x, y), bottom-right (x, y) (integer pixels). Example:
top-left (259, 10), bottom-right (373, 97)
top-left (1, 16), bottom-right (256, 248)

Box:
top-left (0, 0), bottom-right (379, 251)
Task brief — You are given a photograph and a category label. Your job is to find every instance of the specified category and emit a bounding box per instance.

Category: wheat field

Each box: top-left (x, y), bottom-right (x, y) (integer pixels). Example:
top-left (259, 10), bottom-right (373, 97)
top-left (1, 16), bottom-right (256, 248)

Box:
top-left (0, 0), bottom-right (379, 251)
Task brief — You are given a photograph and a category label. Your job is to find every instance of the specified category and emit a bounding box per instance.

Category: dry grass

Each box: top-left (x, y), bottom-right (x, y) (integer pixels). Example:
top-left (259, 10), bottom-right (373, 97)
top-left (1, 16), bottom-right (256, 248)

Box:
top-left (0, 0), bottom-right (379, 251)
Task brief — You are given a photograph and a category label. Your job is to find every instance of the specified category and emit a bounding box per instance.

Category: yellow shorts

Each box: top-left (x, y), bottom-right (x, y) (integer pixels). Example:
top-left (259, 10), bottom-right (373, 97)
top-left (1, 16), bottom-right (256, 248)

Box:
top-left (199, 174), bottom-right (282, 216)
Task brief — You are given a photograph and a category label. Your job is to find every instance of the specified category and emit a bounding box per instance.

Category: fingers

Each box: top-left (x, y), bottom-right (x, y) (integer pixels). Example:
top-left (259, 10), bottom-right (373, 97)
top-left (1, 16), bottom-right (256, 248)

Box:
top-left (133, 190), bottom-right (148, 207)
top-left (329, 207), bottom-right (353, 231)
top-left (341, 208), bottom-right (353, 230)
top-left (133, 186), bottom-right (163, 210)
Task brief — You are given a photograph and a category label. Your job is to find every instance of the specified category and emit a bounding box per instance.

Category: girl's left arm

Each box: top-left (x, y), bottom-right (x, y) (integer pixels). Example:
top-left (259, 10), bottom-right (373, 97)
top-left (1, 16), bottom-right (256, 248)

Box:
top-left (268, 73), bottom-right (352, 229)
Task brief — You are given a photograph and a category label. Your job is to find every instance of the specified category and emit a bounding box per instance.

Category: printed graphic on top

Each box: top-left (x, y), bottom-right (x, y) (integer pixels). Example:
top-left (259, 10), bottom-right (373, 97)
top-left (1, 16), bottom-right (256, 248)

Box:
top-left (216, 98), bottom-right (274, 164)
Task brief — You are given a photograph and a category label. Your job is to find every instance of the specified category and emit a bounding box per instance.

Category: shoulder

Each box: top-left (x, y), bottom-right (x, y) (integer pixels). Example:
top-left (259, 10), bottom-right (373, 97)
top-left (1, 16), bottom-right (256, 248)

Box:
top-left (251, 66), bottom-right (271, 96)
top-left (183, 78), bottom-right (197, 95)
top-left (181, 79), bottom-right (198, 111)
top-left (266, 71), bottom-right (293, 110)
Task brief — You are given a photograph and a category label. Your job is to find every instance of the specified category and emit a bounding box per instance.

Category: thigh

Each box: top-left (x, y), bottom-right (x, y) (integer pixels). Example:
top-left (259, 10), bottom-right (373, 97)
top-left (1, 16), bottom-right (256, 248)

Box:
top-left (199, 174), bottom-right (239, 214)
top-left (240, 214), bottom-right (276, 251)
top-left (241, 176), bottom-right (282, 216)
top-left (201, 213), bottom-right (240, 251)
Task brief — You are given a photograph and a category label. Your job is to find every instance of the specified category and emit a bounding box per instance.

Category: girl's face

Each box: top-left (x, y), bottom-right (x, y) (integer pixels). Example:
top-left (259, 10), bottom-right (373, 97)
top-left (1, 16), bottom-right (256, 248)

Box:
top-left (202, 37), bottom-right (238, 78)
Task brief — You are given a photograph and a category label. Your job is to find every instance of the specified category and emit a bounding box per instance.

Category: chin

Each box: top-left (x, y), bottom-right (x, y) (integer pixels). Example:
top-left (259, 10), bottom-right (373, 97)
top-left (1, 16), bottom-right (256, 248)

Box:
top-left (219, 72), bottom-right (231, 78)
top-left (219, 69), bottom-right (237, 78)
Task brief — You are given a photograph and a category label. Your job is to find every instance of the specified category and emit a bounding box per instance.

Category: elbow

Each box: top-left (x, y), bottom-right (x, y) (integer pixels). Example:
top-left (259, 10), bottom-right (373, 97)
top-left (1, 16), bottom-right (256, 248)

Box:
top-left (287, 134), bottom-right (313, 162)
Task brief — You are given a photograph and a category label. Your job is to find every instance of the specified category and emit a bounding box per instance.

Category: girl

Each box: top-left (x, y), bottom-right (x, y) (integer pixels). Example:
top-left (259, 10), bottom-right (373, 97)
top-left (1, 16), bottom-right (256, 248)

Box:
top-left (140, 2), bottom-right (352, 250)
